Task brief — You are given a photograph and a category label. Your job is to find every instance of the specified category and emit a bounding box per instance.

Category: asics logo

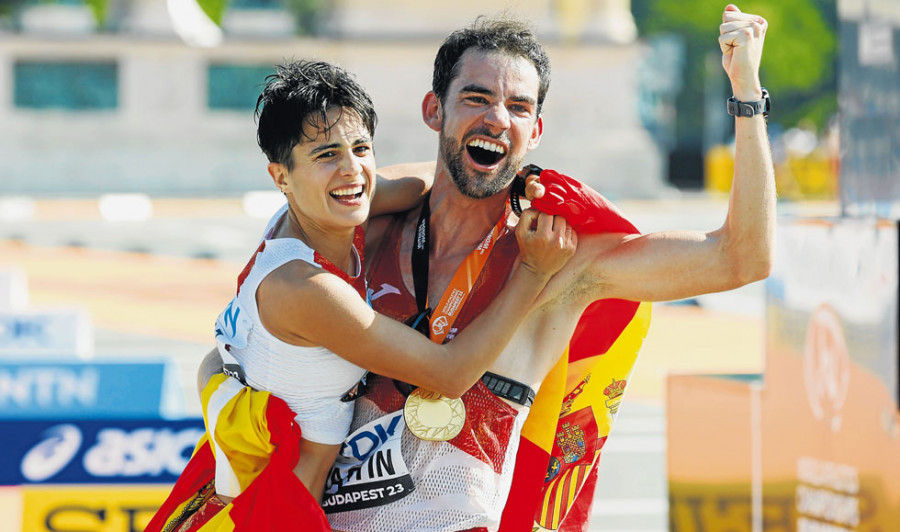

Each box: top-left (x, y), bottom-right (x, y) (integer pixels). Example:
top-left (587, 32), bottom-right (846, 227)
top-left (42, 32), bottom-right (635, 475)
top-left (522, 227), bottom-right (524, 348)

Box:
top-left (20, 424), bottom-right (82, 482)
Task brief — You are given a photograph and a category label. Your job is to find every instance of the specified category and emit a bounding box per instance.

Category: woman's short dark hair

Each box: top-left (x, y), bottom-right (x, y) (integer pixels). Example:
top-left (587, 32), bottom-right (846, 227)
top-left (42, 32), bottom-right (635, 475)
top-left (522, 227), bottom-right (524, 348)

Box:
top-left (255, 60), bottom-right (377, 171)
top-left (432, 18), bottom-right (551, 115)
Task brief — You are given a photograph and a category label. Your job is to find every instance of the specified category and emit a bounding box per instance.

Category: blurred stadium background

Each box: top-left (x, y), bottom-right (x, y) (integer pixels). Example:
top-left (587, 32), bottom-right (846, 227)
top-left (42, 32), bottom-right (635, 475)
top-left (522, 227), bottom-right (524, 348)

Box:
top-left (2, 1), bottom-right (896, 531)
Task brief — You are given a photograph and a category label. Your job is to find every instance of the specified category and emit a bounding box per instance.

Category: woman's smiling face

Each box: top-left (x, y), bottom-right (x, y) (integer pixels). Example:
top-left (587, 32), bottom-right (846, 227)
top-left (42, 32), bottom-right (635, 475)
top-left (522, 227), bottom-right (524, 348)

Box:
top-left (276, 107), bottom-right (376, 232)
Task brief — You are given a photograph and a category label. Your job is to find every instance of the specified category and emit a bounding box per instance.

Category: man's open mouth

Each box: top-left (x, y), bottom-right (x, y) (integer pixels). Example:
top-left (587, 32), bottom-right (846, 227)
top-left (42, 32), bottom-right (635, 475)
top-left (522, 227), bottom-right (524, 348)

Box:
top-left (466, 138), bottom-right (507, 166)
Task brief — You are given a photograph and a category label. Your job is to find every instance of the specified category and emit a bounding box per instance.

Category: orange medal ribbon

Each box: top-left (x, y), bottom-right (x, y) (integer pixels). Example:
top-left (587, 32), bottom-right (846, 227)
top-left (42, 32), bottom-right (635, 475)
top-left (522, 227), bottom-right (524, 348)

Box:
top-left (404, 197), bottom-right (511, 441)
top-left (425, 203), bottom-right (511, 344)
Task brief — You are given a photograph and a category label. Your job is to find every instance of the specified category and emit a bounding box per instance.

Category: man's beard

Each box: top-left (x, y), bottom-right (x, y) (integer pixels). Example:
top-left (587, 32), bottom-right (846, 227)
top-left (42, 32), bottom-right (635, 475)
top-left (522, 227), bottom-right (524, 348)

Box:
top-left (439, 131), bottom-right (521, 199)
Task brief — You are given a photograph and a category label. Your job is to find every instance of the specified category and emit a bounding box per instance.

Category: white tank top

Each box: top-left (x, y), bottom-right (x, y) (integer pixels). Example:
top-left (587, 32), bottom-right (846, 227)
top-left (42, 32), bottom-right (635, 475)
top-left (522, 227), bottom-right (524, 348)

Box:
top-left (214, 204), bottom-right (367, 446)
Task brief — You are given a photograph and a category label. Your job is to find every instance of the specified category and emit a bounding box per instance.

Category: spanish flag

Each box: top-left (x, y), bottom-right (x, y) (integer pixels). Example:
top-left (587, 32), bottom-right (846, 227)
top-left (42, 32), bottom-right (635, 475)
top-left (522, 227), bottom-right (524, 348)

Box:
top-left (145, 373), bottom-right (330, 532)
top-left (499, 169), bottom-right (652, 531)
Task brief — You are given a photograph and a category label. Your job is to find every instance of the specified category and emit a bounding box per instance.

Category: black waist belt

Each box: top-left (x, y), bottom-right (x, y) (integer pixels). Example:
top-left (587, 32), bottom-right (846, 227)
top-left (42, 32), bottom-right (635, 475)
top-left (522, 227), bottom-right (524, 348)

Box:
top-left (343, 371), bottom-right (536, 407)
top-left (481, 372), bottom-right (535, 407)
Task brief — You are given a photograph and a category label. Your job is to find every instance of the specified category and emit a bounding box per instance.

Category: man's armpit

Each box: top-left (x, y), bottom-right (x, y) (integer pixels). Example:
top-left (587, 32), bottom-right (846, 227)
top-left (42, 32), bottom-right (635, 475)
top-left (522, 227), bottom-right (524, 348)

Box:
top-left (535, 232), bottom-right (623, 308)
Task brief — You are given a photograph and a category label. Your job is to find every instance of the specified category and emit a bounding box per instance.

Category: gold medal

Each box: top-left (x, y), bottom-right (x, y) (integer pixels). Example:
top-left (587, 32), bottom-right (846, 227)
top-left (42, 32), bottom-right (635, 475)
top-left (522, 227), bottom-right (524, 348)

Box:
top-left (403, 388), bottom-right (466, 441)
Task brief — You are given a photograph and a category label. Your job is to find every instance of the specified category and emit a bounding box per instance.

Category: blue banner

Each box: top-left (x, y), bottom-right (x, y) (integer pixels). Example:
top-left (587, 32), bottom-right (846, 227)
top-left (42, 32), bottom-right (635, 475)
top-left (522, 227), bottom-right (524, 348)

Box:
top-left (0, 360), bottom-right (177, 419)
top-left (0, 418), bottom-right (205, 485)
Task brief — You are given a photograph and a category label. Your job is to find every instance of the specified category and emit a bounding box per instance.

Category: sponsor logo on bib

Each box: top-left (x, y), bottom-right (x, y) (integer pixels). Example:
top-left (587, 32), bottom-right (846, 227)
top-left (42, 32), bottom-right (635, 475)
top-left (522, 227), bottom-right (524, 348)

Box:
top-left (322, 411), bottom-right (414, 513)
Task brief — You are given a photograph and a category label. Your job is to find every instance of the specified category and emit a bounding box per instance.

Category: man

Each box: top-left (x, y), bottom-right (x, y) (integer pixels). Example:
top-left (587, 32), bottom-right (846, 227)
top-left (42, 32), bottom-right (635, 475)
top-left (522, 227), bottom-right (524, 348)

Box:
top-left (322, 5), bottom-right (772, 531)
top-left (204, 4), bottom-right (772, 531)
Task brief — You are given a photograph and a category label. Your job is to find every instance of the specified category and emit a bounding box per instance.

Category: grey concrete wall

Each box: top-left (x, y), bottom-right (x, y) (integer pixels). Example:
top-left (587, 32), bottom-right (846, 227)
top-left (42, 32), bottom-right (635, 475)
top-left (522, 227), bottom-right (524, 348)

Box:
top-left (0, 35), bottom-right (665, 199)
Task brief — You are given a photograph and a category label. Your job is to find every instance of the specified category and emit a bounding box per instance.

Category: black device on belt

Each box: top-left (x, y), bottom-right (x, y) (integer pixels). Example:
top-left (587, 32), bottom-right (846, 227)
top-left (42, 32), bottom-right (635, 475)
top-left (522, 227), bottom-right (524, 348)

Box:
top-left (387, 371), bottom-right (535, 407)
top-left (480, 372), bottom-right (535, 407)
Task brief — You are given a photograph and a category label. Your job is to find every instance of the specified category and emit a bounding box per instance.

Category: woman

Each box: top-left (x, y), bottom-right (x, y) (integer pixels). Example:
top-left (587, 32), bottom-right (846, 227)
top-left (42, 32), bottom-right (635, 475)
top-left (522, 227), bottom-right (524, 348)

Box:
top-left (147, 60), bottom-right (574, 532)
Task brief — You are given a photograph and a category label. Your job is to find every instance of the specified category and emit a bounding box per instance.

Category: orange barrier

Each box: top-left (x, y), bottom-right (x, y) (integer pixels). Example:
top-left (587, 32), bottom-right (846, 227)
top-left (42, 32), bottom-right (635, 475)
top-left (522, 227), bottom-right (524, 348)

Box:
top-left (667, 218), bottom-right (900, 530)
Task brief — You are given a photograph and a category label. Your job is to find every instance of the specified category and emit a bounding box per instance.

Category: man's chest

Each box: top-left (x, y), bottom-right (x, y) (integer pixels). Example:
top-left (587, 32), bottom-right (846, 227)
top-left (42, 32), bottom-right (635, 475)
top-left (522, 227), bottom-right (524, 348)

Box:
top-left (367, 218), bottom-right (519, 335)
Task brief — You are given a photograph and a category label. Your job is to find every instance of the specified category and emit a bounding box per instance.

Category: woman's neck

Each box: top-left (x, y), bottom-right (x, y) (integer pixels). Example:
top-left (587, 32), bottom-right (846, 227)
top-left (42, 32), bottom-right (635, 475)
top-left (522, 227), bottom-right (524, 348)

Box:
top-left (282, 206), bottom-right (356, 274)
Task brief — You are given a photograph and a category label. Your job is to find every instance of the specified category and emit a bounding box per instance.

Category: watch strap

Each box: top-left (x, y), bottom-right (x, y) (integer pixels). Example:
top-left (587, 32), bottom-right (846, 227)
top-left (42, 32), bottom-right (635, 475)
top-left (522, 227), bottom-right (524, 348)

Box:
top-left (727, 88), bottom-right (770, 117)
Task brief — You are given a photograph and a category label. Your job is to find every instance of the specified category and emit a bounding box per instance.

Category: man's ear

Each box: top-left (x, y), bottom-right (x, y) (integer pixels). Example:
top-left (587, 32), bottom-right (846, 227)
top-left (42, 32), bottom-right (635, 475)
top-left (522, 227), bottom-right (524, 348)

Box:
top-left (267, 162), bottom-right (289, 192)
top-left (422, 91), bottom-right (443, 132)
top-left (527, 116), bottom-right (543, 151)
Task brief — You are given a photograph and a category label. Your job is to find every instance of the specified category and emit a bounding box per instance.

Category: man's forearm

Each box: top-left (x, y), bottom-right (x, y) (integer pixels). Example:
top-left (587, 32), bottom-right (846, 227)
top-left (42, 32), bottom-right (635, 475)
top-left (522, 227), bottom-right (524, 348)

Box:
top-left (726, 113), bottom-right (775, 282)
top-left (197, 348), bottom-right (224, 395)
top-left (370, 162), bottom-right (435, 216)
top-left (718, 5), bottom-right (774, 283)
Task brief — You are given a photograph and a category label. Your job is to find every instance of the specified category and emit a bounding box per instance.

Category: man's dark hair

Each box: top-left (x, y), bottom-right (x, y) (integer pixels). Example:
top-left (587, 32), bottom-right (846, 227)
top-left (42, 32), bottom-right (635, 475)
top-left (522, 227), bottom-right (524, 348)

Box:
top-left (255, 60), bottom-right (377, 171)
top-left (432, 18), bottom-right (551, 115)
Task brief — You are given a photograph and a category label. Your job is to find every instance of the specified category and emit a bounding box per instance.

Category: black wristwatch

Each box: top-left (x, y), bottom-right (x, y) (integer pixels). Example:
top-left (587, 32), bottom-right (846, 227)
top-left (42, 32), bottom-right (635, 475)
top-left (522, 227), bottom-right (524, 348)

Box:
top-left (727, 88), bottom-right (770, 118)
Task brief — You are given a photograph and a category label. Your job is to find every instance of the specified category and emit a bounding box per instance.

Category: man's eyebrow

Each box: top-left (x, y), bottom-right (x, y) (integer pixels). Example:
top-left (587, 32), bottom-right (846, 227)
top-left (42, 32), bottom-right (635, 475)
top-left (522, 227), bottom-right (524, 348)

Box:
top-left (510, 95), bottom-right (537, 106)
top-left (460, 84), bottom-right (494, 96)
top-left (460, 84), bottom-right (536, 106)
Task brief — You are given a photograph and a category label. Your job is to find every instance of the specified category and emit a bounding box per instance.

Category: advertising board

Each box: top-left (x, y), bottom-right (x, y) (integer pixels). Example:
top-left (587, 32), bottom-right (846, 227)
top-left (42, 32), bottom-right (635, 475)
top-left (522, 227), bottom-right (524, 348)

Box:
top-left (20, 485), bottom-right (171, 532)
top-left (0, 360), bottom-right (180, 419)
top-left (668, 218), bottom-right (900, 530)
top-left (0, 418), bottom-right (204, 485)
top-left (0, 309), bottom-right (93, 357)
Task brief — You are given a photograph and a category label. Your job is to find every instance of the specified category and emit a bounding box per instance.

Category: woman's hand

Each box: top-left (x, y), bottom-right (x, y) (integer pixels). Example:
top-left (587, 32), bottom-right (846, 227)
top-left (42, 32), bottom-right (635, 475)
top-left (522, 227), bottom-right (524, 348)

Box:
top-left (524, 172), bottom-right (545, 201)
top-left (515, 209), bottom-right (577, 278)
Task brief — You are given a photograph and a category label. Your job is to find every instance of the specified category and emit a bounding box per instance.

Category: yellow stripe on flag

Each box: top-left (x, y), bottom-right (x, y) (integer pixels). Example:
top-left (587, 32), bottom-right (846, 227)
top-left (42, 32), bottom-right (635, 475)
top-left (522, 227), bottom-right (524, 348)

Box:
top-left (567, 302), bottom-right (651, 438)
top-left (193, 505), bottom-right (237, 532)
top-left (521, 348), bottom-right (569, 450)
top-left (203, 374), bottom-right (278, 494)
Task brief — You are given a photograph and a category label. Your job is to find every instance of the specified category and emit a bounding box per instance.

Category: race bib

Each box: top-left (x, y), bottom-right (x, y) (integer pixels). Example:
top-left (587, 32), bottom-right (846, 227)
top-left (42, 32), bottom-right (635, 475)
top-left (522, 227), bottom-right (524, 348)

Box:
top-left (322, 411), bottom-right (414, 513)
